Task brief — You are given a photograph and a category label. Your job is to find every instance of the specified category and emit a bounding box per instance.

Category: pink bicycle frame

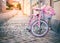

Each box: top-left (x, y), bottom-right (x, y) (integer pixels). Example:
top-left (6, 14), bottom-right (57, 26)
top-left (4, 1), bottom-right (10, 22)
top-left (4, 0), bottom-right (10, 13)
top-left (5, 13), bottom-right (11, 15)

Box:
top-left (28, 5), bottom-right (55, 28)
top-left (29, 8), bottom-right (41, 28)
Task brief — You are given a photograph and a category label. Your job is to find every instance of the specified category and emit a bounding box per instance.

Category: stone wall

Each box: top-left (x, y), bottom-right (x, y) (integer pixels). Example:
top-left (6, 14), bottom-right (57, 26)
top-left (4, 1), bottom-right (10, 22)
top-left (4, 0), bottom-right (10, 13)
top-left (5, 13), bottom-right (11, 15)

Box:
top-left (0, 0), bottom-right (6, 13)
top-left (0, 0), bottom-right (2, 13)
top-left (51, 19), bottom-right (60, 34)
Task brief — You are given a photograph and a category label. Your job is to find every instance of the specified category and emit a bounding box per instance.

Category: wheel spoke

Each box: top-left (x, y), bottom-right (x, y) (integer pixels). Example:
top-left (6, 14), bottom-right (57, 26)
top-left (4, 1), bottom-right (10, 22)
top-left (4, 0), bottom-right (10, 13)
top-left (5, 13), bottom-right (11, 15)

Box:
top-left (31, 20), bottom-right (49, 37)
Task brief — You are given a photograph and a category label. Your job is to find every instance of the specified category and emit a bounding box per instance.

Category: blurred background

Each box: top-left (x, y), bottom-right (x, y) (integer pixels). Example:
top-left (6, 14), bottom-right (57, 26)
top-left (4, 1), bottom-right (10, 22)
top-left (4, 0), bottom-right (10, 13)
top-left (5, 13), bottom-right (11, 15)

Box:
top-left (0, 0), bottom-right (60, 43)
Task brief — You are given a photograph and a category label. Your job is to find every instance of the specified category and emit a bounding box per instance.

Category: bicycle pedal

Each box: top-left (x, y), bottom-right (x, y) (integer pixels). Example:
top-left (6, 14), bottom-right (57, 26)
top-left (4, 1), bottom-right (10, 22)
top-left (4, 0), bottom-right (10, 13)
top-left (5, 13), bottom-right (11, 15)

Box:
top-left (49, 27), bottom-right (51, 30)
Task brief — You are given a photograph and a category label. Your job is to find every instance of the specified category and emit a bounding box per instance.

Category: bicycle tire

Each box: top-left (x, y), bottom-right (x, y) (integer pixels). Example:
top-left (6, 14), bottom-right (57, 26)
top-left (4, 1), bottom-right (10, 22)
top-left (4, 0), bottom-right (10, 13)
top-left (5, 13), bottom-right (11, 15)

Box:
top-left (30, 19), bottom-right (49, 37)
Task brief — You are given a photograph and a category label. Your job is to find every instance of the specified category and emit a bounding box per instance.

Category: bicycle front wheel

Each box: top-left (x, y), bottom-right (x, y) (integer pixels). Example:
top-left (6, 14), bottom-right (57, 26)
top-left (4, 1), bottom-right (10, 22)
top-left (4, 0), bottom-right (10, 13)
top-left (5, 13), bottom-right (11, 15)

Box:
top-left (30, 19), bottom-right (49, 37)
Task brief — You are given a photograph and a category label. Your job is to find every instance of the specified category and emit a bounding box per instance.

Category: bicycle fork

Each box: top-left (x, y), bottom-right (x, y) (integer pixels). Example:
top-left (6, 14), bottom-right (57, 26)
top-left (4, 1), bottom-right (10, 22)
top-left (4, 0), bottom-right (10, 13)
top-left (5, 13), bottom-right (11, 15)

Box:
top-left (37, 14), bottom-right (41, 28)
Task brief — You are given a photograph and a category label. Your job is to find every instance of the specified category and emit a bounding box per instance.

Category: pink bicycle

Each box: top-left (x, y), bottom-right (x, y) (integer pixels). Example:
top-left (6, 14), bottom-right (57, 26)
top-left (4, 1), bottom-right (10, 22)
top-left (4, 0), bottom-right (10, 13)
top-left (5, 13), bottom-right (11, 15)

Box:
top-left (26, 4), bottom-right (55, 37)
top-left (27, 8), bottom-right (49, 37)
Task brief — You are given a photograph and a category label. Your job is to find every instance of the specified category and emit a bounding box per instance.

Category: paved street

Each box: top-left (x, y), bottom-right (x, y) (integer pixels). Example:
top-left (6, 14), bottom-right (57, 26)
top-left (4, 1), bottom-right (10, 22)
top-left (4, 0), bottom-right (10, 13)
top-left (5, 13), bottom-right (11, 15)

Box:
top-left (0, 10), bottom-right (60, 43)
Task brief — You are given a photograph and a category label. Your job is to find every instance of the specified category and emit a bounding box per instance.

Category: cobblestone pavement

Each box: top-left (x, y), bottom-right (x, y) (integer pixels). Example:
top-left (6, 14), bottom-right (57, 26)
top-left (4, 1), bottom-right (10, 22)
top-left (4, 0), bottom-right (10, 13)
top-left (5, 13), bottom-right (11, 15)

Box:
top-left (0, 10), bottom-right (60, 43)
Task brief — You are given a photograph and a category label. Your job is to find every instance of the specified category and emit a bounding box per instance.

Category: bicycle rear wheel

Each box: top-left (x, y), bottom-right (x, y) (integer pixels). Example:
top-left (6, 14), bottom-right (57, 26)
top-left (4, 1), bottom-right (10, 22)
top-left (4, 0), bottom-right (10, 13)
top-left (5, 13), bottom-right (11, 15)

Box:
top-left (30, 19), bottom-right (49, 37)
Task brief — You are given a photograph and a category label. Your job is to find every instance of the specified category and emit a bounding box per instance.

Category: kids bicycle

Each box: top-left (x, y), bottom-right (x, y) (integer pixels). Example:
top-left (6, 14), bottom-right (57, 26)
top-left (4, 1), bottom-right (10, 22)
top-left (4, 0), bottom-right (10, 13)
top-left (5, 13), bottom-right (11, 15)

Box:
top-left (26, 5), bottom-right (55, 37)
top-left (26, 8), bottom-right (49, 37)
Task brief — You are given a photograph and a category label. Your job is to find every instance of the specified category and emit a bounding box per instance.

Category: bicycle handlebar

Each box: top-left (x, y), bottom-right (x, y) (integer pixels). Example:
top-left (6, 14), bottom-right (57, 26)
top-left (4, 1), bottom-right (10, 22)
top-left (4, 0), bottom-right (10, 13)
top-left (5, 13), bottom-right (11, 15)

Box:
top-left (32, 8), bottom-right (42, 11)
